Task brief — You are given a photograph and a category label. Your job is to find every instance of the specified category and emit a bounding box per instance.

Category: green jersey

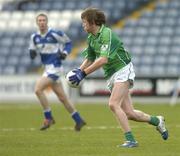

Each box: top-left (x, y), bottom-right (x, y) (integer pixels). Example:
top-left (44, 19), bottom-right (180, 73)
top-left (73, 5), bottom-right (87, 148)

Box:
top-left (82, 25), bottom-right (131, 79)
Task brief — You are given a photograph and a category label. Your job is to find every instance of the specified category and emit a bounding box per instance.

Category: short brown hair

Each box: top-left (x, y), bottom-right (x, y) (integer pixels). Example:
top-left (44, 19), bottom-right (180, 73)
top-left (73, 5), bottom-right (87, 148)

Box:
top-left (36, 13), bottom-right (48, 22)
top-left (81, 8), bottom-right (106, 26)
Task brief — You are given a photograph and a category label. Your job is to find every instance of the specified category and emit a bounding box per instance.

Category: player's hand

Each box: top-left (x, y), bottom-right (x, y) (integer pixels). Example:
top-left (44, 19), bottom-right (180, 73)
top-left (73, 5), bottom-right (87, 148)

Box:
top-left (58, 50), bottom-right (68, 60)
top-left (72, 68), bottom-right (81, 73)
top-left (29, 50), bottom-right (37, 59)
top-left (69, 68), bottom-right (86, 85)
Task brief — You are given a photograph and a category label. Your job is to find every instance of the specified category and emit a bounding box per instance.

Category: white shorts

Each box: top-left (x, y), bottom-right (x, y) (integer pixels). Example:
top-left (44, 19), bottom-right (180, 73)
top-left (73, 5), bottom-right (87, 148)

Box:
top-left (42, 64), bottom-right (63, 82)
top-left (107, 62), bottom-right (135, 91)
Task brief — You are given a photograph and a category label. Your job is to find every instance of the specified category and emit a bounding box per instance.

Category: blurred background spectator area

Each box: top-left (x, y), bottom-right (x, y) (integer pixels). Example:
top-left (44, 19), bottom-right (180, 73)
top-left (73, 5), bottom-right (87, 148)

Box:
top-left (0, 0), bottom-right (179, 77)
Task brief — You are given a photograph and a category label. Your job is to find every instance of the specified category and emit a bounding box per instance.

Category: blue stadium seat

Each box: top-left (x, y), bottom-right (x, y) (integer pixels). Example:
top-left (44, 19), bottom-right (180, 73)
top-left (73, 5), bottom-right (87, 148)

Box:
top-left (0, 56), bottom-right (6, 66)
top-left (22, 2), bottom-right (39, 11)
top-left (137, 65), bottom-right (152, 76)
top-left (0, 0), bottom-right (179, 77)
top-left (39, 1), bottom-right (52, 10)
top-left (166, 65), bottom-right (179, 76)
top-left (6, 55), bottom-right (19, 66)
top-left (13, 37), bottom-right (25, 47)
top-left (3, 65), bottom-right (16, 75)
top-left (64, 1), bottom-right (77, 10)
top-left (152, 65), bottom-right (165, 75)
top-left (75, 1), bottom-right (89, 10)
top-left (0, 37), bottom-right (13, 47)
top-left (51, 1), bottom-right (64, 10)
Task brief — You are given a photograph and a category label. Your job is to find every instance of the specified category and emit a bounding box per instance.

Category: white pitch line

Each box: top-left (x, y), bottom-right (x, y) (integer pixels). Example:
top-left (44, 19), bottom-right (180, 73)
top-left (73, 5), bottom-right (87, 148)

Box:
top-left (0, 124), bottom-right (179, 132)
top-left (0, 126), bottom-right (119, 132)
top-left (0, 125), bottom-right (141, 132)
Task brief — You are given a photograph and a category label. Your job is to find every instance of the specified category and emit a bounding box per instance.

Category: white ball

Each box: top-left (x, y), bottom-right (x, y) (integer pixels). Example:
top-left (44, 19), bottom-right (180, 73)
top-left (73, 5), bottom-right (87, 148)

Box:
top-left (65, 70), bottom-right (80, 88)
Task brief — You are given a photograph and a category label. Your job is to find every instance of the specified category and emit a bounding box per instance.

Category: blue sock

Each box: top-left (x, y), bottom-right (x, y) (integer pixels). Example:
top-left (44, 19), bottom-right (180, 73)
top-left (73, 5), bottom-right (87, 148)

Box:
top-left (44, 110), bottom-right (52, 120)
top-left (72, 112), bottom-right (83, 124)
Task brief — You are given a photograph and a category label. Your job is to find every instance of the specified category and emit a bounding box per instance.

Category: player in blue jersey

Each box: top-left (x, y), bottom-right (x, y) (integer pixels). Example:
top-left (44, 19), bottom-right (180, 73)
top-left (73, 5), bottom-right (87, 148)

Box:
top-left (29, 13), bottom-right (86, 131)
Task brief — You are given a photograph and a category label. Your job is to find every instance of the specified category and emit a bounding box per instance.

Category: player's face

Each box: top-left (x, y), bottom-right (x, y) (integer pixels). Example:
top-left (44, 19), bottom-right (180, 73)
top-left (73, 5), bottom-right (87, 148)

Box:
top-left (82, 19), bottom-right (93, 33)
top-left (36, 15), bottom-right (48, 32)
top-left (82, 18), bottom-right (100, 35)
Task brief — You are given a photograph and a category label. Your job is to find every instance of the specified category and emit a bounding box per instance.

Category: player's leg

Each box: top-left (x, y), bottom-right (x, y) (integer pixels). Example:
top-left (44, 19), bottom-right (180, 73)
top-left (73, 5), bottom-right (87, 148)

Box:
top-left (121, 93), bottom-right (151, 122)
top-left (51, 81), bottom-right (86, 131)
top-left (35, 77), bottom-right (51, 110)
top-left (121, 93), bottom-right (168, 140)
top-left (109, 81), bottom-right (138, 147)
top-left (34, 76), bottom-right (55, 130)
top-left (52, 81), bottom-right (75, 113)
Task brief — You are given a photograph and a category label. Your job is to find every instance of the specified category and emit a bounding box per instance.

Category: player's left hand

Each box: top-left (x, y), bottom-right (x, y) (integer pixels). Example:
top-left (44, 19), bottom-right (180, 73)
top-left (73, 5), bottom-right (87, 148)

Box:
top-left (69, 69), bottom-right (86, 85)
top-left (58, 50), bottom-right (68, 60)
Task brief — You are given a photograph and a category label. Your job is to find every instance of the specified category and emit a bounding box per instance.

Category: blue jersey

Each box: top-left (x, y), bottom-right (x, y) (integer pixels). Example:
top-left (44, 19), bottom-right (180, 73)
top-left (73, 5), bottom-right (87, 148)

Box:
top-left (29, 28), bottom-right (72, 81)
top-left (29, 28), bottom-right (72, 67)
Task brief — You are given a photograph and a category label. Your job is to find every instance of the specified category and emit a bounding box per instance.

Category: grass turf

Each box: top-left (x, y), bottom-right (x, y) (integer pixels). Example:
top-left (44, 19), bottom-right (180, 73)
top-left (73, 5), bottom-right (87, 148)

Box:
top-left (0, 103), bottom-right (180, 156)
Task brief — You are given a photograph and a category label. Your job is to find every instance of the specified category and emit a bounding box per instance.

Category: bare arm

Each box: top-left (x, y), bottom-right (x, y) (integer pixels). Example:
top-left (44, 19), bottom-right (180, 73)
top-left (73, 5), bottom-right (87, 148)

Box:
top-left (81, 57), bottom-right (108, 75)
top-left (80, 59), bottom-right (93, 70)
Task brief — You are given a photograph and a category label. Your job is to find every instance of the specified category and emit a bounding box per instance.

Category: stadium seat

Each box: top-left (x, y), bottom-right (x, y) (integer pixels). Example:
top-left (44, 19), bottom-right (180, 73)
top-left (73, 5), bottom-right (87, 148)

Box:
top-left (57, 19), bottom-right (71, 31)
top-left (16, 66), bottom-right (27, 74)
top-left (3, 65), bottom-right (16, 75)
top-left (137, 65), bottom-right (152, 76)
top-left (22, 2), bottom-right (39, 11)
top-left (166, 65), bottom-right (179, 76)
top-left (152, 65), bottom-right (165, 75)
top-left (39, 1), bottom-right (51, 11)
top-left (64, 1), bottom-right (77, 10)
top-left (0, 0), bottom-right (179, 77)
top-left (20, 19), bottom-right (36, 29)
top-left (51, 1), bottom-right (64, 10)
top-left (8, 20), bottom-right (20, 29)
top-left (0, 56), bottom-right (6, 66)
top-left (6, 55), bottom-right (19, 66)
top-left (11, 11), bottom-right (23, 20)
top-left (49, 11), bottom-right (61, 20)
top-left (1, 37), bottom-right (13, 47)
top-left (0, 11), bottom-right (11, 20)
top-left (75, 1), bottom-right (89, 10)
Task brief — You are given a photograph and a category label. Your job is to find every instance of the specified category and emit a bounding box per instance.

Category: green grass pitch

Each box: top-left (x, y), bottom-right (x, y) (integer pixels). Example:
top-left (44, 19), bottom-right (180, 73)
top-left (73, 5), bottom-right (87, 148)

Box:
top-left (0, 102), bottom-right (180, 156)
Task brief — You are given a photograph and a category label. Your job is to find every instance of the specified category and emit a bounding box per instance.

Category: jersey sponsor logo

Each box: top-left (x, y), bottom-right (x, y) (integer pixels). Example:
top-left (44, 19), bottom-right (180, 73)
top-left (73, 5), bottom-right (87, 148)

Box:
top-left (101, 44), bottom-right (108, 51)
top-left (35, 37), bottom-right (40, 43)
top-left (46, 37), bottom-right (53, 42)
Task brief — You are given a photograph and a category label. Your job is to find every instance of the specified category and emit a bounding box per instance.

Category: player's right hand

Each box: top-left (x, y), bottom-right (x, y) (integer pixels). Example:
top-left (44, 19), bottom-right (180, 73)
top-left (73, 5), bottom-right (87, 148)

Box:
top-left (69, 68), bottom-right (86, 85)
top-left (29, 50), bottom-right (37, 59)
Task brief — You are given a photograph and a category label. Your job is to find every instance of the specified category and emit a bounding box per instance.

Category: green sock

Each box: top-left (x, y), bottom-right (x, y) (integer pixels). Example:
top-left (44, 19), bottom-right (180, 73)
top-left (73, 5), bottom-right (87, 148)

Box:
top-left (149, 116), bottom-right (159, 126)
top-left (125, 131), bottom-right (135, 142)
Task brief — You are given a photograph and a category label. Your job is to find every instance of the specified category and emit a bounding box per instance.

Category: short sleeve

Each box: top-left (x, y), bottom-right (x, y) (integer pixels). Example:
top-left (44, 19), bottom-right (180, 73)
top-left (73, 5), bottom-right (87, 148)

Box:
top-left (99, 28), bottom-right (111, 57)
top-left (29, 34), bottom-right (36, 50)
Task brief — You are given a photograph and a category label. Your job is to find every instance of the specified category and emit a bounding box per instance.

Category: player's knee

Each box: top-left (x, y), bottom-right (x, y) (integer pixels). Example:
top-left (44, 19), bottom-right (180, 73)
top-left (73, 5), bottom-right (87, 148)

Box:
top-left (35, 88), bottom-right (42, 96)
top-left (109, 102), bottom-right (117, 112)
